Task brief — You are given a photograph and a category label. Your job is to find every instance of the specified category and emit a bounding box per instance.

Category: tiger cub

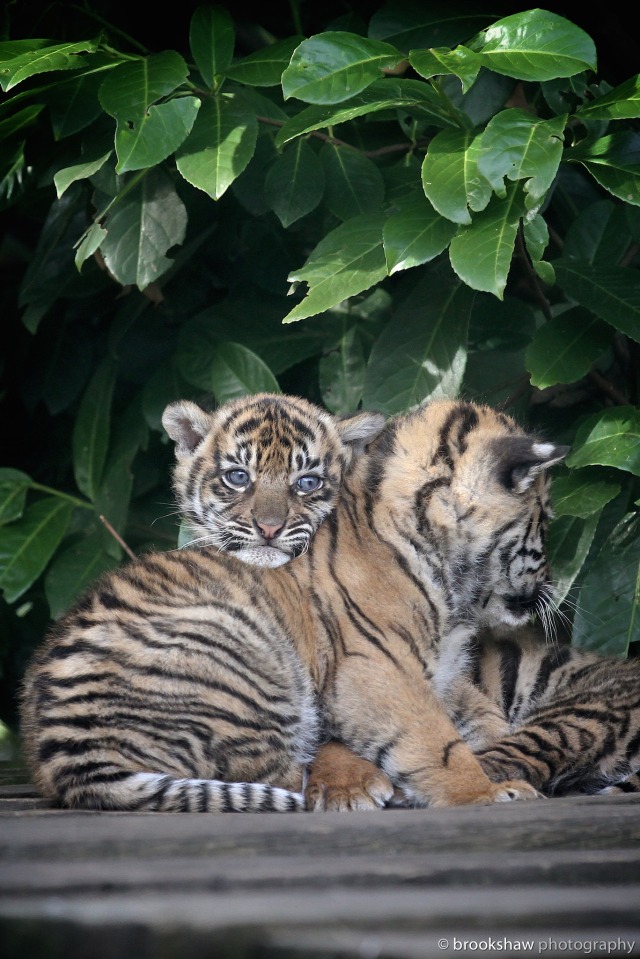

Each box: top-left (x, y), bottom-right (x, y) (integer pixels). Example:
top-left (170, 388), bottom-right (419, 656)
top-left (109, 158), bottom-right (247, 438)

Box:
top-left (20, 394), bottom-right (568, 812)
top-left (19, 393), bottom-right (385, 813)
top-left (453, 625), bottom-right (640, 796)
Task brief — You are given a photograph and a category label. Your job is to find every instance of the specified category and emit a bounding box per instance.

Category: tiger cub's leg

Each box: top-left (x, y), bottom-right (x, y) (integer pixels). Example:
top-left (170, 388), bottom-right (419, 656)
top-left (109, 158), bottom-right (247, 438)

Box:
top-left (305, 741), bottom-right (394, 811)
top-left (327, 656), bottom-right (540, 808)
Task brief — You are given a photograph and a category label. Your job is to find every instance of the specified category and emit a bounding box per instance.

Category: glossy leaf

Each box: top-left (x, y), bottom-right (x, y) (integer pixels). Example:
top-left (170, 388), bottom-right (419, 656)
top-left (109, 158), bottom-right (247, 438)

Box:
top-left (100, 168), bottom-right (187, 289)
top-left (552, 472), bottom-right (621, 519)
top-left (75, 222), bottom-right (107, 272)
top-left (115, 96), bottom-right (199, 173)
top-left (282, 32), bottom-right (403, 104)
top-left (553, 260), bottom-right (640, 343)
top-left (547, 512), bottom-right (599, 609)
top-left (0, 498), bottom-right (72, 603)
top-left (409, 46), bottom-right (482, 92)
top-left (363, 268), bottom-right (472, 413)
top-left (523, 214), bottom-right (555, 286)
top-left (369, 7), bottom-right (491, 52)
top-left (189, 5), bottom-right (234, 88)
top-left (0, 39), bottom-right (99, 91)
top-left (264, 140), bottom-right (325, 227)
top-left (383, 193), bottom-right (456, 274)
top-left (45, 531), bottom-right (119, 619)
top-left (567, 406), bottom-right (640, 475)
top-left (72, 359), bottom-right (117, 502)
top-left (568, 131), bottom-right (640, 207)
top-left (320, 326), bottom-right (366, 415)
top-left (284, 214), bottom-right (387, 324)
top-left (54, 150), bottom-right (112, 198)
top-left (448, 183), bottom-right (526, 298)
top-left (178, 331), bottom-right (279, 400)
top-left (572, 513), bottom-right (640, 657)
top-left (468, 10), bottom-right (596, 81)
top-left (0, 469), bottom-right (31, 525)
top-left (576, 74), bottom-right (640, 121)
top-left (276, 79), bottom-right (453, 147)
top-left (525, 308), bottom-right (614, 389)
top-left (46, 67), bottom-right (106, 138)
top-left (475, 110), bottom-right (566, 212)
top-left (563, 200), bottom-right (633, 266)
top-left (320, 144), bottom-right (384, 220)
top-left (176, 94), bottom-right (258, 200)
top-left (224, 36), bottom-right (302, 87)
top-left (99, 51), bottom-right (189, 120)
top-left (421, 128), bottom-right (491, 225)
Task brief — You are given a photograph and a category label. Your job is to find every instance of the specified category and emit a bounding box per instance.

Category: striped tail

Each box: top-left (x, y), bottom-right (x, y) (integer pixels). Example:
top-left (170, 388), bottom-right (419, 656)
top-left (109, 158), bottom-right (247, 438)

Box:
top-left (59, 772), bottom-right (304, 812)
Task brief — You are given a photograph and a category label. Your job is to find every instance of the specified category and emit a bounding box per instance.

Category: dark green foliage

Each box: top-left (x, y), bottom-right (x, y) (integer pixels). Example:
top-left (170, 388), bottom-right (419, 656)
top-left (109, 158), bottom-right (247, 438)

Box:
top-left (1, 2), bottom-right (639, 725)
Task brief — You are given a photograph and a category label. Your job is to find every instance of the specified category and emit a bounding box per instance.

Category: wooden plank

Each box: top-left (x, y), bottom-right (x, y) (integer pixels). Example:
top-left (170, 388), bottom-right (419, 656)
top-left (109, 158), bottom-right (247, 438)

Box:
top-left (1, 848), bottom-right (639, 895)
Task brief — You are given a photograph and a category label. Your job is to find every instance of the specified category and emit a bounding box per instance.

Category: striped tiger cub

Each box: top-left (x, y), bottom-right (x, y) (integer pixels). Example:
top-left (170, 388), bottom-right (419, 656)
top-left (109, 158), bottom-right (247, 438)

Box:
top-left (21, 393), bottom-right (575, 812)
top-left (19, 393), bottom-right (386, 813)
top-left (452, 625), bottom-right (640, 796)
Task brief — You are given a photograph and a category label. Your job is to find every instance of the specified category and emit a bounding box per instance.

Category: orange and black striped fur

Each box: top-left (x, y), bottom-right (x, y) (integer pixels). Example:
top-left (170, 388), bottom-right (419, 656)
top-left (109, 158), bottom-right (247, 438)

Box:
top-left (448, 626), bottom-right (640, 797)
top-left (21, 394), bottom-right (570, 812)
top-left (19, 394), bottom-right (385, 812)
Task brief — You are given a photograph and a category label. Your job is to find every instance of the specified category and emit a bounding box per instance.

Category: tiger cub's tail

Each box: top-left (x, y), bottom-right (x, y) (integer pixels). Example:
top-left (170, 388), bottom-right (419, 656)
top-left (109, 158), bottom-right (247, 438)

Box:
top-left (58, 771), bottom-right (304, 813)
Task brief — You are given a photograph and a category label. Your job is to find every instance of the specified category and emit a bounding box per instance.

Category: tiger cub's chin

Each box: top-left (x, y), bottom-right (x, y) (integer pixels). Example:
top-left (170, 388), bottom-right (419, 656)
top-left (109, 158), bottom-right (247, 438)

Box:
top-left (231, 545), bottom-right (294, 568)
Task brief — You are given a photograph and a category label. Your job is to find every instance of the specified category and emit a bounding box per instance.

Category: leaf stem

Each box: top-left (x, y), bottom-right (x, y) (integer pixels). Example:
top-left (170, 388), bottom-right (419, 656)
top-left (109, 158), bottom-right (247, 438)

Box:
top-left (28, 482), bottom-right (93, 511)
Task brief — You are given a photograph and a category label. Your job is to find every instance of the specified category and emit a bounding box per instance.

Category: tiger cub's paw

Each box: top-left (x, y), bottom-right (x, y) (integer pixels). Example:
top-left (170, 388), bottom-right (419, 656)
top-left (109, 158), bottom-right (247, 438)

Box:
top-left (487, 779), bottom-right (541, 803)
top-left (305, 742), bottom-right (394, 812)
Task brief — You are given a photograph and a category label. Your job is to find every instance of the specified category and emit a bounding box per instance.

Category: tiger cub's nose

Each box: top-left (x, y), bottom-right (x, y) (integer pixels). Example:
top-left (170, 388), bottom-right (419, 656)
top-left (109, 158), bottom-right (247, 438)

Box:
top-left (256, 521), bottom-right (284, 541)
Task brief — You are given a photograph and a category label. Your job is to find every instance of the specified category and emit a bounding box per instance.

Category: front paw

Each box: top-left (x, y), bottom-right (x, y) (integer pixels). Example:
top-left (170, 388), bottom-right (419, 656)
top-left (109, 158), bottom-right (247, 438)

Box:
top-left (430, 777), bottom-right (541, 807)
top-left (305, 742), bottom-right (394, 811)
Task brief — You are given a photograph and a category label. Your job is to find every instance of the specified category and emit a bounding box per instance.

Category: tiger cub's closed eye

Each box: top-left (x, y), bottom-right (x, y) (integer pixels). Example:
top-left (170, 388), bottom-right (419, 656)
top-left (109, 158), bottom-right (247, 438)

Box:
top-left (296, 475), bottom-right (322, 493)
top-left (224, 469), bottom-right (250, 488)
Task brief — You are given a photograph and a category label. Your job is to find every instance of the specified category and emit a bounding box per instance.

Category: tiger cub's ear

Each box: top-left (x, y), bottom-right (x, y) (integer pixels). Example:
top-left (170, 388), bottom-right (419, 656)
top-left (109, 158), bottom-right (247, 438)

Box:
top-left (493, 437), bottom-right (570, 493)
top-left (336, 410), bottom-right (387, 456)
top-left (162, 401), bottom-right (216, 457)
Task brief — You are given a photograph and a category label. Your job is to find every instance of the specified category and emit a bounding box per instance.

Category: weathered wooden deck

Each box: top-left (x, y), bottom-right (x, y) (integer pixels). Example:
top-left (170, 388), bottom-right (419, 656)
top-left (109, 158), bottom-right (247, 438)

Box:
top-left (1, 784), bottom-right (639, 958)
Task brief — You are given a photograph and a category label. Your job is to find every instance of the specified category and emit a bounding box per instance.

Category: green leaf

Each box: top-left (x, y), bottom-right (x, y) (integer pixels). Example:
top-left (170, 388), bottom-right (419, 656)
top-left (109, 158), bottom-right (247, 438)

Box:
top-left (468, 10), bottom-right (596, 81)
top-left (100, 168), bottom-right (187, 290)
top-left (409, 46), bottom-right (482, 92)
top-left (0, 469), bottom-right (31, 525)
top-left (363, 267), bottom-right (472, 413)
top-left (190, 5), bottom-right (234, 88)
top-left (275, 79), bottom-right (454, 148)
top-left (475, 110), bottom-right (566, 212)
top-left (369, 7), bottom-right (491, 53)
top-left (182, 339), bottom-right (280, 402)
top-left (421, 128), bottom-right (491, 226)
top-left (448, 182), bottom-right (526, 299)
top-left (115, 96), bottom-right (200, 173)
top-left (551, 472), bottom-right (621, 519)
top-left (547, 512), bottom-right (599, 608)
top-left (553, 260), bottom-right (640, 343)
top-left (282, 32), bottom-right (403, 105)
top-left (571, 513), bottom-right (640, 657)
top-left (0, 39), bottom-right (99, 91)
top-left (284, 213), bottom-right (387, 324)
top-left (0, 498), bottom-right (72, 603)
top-left (525, 308), bottom-right (614, 389)
top-left (95, 457), bottom-right (133, 546)
top-left (224, 36), bottom-right (302, 86)
top-left (99, 51), bottom-right (189, 120)
top-left (383, 193), bottom-right (456, 274)
top-left (0, 104), bottom-right (44, 140)
top-left (576, 74), bottom-right (640, 121)
top-left (568, 131), bottom-right (640, 207)
top-left (54, 150), bottom-right (112, 198)
top-left (264, 139), bottom-right (325, 227)
top-left (564, 200), bottom-right (633, 266)
top-left (319, 144), bottom-right (384, 220)
top-left (176, 94), bottom-right (258, 200)
top-left (46, 67), bottom-right (106, 138)
top-left (75, 221), bottom-right (107, 271)
top-left (523, 214), bottom-right (555, 286)
top-left (319, 326), bottom-right (366, 415)
top-left (72, 359), bottom-right (118, 501)
top-left (567, 406), bottom-right (640, 475)
top-left (45, 531), bottom-right (119, 619)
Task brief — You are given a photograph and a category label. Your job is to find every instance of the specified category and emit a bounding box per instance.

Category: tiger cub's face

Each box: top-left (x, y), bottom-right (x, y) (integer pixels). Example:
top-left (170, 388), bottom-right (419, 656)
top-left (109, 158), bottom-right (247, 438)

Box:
top-left (163, 393), bottom-right (385, 567)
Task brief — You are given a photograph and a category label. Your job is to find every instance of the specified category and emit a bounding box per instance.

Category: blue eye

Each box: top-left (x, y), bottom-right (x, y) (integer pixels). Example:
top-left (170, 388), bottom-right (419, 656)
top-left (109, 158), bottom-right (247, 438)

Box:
top-left (296, 475), bottom-right (322, 493)
top-left (225, 469), bottom-right (250, 488)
